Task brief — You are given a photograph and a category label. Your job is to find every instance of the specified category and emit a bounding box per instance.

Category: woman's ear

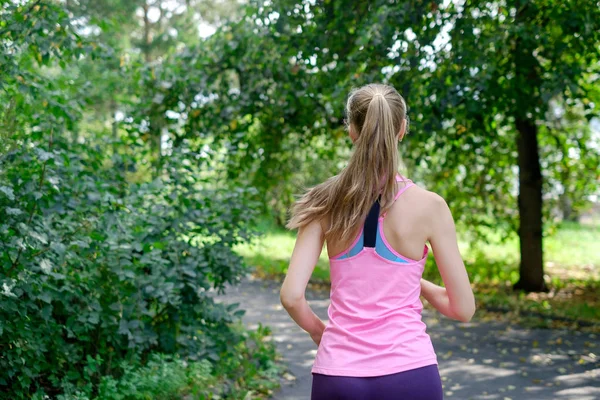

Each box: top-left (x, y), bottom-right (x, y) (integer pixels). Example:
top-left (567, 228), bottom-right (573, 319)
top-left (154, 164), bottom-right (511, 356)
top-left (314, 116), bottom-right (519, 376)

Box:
top-left (398, 118), bottom-right (407, 141)
top-left (348, 125), bottom-right (358, 143)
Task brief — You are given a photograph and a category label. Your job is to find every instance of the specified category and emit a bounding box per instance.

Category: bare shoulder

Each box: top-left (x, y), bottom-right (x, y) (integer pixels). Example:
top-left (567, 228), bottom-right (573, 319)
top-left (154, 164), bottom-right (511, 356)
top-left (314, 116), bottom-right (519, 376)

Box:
top-left (425, 189), bottom-right (450, 213)
top-left (405, 186), bottom-right (449, 212)
top-left (403, 187), bottom-right (453, 229)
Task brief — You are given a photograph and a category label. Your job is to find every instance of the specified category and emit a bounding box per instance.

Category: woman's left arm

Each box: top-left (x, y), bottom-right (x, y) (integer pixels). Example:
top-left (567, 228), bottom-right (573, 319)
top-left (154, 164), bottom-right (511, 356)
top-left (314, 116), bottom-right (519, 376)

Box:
top-left (280, 220), bottom-right (326, 345)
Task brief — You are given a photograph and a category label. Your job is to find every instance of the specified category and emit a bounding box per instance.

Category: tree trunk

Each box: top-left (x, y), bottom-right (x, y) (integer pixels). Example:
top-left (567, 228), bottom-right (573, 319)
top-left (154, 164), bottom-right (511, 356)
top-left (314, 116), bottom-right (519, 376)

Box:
top-left (111, 99), bottom-right (123, 175)
top-left (512, 1), bottom-right (547, 292)
top-left (153, 124), bottom-right (162, 176)
top-left (143, 1), bottom-right (162, 176)
top-left (111, 99), bottom-right (118, 141)
top-left (514, 118), bottom-right (547, 292)
top-left (559, 193), bottom-right (579, 222)
top-left (143, 2), bottom-right (152, 63)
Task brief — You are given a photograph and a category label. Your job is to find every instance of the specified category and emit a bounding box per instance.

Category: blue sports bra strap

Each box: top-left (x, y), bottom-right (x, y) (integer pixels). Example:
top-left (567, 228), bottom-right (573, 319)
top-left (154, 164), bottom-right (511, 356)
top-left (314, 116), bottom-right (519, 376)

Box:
top-left (363, 197), bottom-right (380, 248)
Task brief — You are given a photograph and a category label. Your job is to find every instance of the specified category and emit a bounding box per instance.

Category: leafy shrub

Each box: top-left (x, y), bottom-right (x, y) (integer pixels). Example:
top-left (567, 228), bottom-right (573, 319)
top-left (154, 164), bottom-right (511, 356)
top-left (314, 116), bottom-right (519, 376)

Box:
top-left (95, 354), bottom-right (214, 400)
top-left (24, 323), bottom-right (280, 400)
top-left (212, 323), bottom-right (281, 399)
top-left (0, 136), bottom-right (259, 398)
top-left (0, 2), bottom-right (281, 398)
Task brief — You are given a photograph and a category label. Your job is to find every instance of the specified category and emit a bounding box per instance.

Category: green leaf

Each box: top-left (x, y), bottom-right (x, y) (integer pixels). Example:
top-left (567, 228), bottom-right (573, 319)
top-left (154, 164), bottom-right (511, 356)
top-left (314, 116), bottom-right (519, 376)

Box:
top-left (0, 186), bottom-right (15, 201)
top-left (40, 259), bottom-right (53, 274)
top-left (6, 208), bottom-right (23, 216)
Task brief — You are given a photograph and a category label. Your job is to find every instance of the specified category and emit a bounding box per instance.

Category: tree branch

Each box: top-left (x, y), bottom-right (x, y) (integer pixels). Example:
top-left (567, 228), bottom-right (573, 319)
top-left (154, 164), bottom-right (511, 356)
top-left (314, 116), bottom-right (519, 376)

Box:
top-left (0, 0), bottom-right (43, 38)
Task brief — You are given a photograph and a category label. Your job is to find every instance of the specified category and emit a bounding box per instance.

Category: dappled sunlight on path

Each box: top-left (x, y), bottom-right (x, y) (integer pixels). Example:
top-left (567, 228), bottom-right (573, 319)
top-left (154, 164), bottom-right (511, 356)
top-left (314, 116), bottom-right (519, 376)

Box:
top-left (214, 275), bottom-right (599, 400)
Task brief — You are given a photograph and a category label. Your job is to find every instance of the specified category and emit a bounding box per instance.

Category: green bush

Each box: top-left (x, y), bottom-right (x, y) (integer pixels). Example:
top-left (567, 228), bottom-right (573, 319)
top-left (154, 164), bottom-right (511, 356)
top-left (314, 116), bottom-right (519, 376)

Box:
top-left (212, 324), bottom-right (281, 399)
top-left (51, 354), bottom-right (213, 400)
top-left (0, 137), bottom-right (259, 398)
top-left (25, 323), bottom-right (281, 400)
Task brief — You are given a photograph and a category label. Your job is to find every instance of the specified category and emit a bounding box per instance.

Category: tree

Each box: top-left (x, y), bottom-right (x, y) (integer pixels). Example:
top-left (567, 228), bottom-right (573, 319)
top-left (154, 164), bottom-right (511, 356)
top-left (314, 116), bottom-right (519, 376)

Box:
top-left (183, 0), bottom-right (443, 218)
top-left (65, 0), bottom-right (245, 174)
top-left (199, 0), bottom-right (600, 291)
top-left (422, 0), bottom-right (600, 291)
top-left (1, 2), bottom-right (259, 396)
top-left (540, 97), bottom-right (600, 222)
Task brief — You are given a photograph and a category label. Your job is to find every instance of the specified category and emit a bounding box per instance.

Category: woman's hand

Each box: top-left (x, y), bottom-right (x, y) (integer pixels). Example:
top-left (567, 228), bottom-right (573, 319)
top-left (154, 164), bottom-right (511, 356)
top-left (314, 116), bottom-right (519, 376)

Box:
top-left (310, 329), bottom-right (323, 346)
top-left (309, 319), bottom-right (326, 346)
top-left (420, 278), bottom-right (475, 322)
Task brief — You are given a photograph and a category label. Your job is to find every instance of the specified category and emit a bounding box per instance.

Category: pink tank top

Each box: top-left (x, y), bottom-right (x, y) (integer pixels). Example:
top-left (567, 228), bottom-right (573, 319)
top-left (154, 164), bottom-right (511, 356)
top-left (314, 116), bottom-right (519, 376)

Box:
top-left (312, 176), bottom-right (438, 377)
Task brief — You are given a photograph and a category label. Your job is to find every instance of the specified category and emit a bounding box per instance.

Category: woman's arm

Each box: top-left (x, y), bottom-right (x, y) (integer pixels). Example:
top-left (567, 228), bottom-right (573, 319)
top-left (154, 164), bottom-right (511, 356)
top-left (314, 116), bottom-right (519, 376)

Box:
top-left (280, 220), bottom-right (327, 345)
top-left (425, 194), bottom-right (476, 322)
top-left (420, 278), bottom-right (462, 321)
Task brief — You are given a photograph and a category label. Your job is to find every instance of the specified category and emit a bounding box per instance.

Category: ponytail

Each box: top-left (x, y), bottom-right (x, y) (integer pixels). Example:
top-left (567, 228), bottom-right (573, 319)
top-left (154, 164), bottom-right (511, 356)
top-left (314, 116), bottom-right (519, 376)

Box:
top-left (287, 84), bottom-right (407, 246)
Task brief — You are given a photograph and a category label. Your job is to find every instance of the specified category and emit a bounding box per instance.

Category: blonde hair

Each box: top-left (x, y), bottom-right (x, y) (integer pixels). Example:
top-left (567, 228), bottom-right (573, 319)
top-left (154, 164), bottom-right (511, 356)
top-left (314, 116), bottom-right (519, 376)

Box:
top-left (287, 83), bottom-right (408, 245)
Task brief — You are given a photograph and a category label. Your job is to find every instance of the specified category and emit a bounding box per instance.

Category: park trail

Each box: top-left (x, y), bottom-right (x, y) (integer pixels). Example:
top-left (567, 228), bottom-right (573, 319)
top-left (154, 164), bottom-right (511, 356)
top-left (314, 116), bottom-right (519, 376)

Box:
top-left (214, 274), bottom-right (599, 400)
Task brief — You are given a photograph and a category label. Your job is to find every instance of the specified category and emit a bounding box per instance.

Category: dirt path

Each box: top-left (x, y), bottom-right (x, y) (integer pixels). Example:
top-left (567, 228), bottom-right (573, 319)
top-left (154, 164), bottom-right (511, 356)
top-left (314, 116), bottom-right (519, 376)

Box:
top-left (214, 275), bottom-right (599, 400)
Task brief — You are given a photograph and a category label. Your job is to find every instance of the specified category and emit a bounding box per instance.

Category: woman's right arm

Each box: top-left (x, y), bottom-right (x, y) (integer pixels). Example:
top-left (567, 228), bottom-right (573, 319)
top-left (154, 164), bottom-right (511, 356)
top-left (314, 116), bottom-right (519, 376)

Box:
top-left (422, 194), bottom-right (475, 322)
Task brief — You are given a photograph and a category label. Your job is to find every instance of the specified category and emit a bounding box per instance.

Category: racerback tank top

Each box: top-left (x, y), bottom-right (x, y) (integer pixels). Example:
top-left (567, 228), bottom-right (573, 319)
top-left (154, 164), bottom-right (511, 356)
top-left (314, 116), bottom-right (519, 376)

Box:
top-left (311, 175), bottom-right (438, 377)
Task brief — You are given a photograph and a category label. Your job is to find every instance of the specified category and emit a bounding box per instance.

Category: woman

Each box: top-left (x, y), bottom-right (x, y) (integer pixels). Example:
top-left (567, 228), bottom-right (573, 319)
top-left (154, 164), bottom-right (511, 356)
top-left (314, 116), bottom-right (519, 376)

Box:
top-left (280, 83), bottom-right (476, 400)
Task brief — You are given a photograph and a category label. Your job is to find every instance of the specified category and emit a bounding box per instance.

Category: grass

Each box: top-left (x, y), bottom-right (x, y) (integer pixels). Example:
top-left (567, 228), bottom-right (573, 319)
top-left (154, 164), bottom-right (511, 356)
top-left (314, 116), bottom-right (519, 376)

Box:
top-left (236, 221), bottom-right (600, 329)
top-left (237, 226), bottom-right (331, 282)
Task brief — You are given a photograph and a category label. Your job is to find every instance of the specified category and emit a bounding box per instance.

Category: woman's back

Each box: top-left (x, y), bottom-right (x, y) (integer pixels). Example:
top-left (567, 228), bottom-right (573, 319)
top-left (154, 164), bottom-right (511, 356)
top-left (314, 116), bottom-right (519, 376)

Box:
top-left (313, 175), bottom-right (438, 377)
top-left (326, 177), bottom-right (435, 262)
top-left (280, 83), bottom-right (474, 400)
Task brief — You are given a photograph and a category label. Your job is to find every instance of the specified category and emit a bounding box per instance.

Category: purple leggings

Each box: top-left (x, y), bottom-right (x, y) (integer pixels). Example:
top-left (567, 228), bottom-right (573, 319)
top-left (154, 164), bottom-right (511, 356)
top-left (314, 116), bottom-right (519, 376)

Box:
top-left (311, 364), bottom-right (443, 400)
